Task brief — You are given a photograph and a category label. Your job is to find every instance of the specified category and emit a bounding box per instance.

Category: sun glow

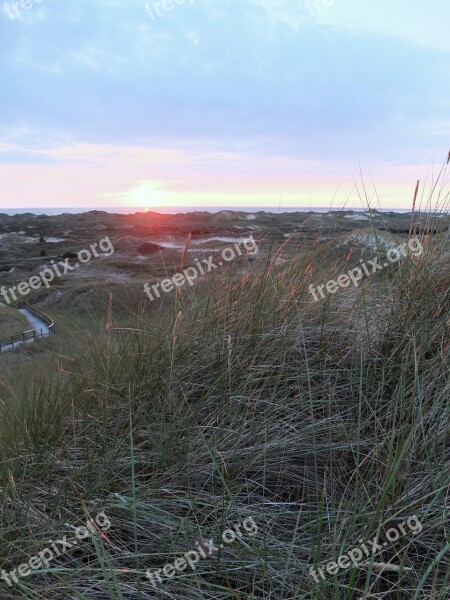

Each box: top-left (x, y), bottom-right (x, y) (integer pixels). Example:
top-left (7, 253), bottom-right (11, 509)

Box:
top-left (121, 180), bottom-right (170, 209)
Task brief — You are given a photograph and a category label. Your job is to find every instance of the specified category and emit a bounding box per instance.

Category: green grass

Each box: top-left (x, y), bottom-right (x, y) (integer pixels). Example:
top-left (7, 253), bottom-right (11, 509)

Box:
top-left (0, 212), bottom-right (450, 599)
top-left (0, 306), bottom-right (31, 340)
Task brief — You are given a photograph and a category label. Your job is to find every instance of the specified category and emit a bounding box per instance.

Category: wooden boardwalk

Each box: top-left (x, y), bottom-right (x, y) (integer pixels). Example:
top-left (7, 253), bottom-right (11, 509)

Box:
top-left (0, 303), bottom-right (54, 352)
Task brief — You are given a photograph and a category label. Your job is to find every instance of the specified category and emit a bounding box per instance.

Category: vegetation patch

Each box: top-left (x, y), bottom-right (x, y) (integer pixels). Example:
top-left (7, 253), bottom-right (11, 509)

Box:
top-left (0, 305), bottom-right (31, 340)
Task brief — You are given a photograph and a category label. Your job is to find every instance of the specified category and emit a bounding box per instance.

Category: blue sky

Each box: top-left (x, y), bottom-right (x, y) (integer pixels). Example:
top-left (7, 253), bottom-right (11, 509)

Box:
top-left (0, 0), bottom-right (449, 209)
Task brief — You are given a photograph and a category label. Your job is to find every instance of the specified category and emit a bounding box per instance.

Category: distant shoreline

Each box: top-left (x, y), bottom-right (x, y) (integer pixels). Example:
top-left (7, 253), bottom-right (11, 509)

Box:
top-left (0, 206), bottom-right (417, 217)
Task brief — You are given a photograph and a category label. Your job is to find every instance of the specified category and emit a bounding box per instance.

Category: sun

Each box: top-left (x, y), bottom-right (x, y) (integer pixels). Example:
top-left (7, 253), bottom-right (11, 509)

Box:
top-left (123, 180), bottom-right (170, 209)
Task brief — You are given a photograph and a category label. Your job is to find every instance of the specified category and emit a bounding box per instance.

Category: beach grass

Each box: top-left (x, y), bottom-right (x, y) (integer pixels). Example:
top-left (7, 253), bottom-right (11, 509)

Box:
top-left (0, 204), bottom-right (450, 599)
top-left (0, 305), bottom-right (31, 341)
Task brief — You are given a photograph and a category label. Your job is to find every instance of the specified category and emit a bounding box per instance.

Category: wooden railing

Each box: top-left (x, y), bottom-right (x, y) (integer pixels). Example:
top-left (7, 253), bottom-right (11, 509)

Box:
top-left (24, 303), bottom-right (55, 332)
top-left (0, 304), bottom-right (54, 352)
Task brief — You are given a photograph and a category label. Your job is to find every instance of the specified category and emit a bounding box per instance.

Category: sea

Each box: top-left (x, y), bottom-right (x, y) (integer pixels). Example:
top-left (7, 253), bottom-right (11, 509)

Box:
top-left (0, 206), bottom-right (412, 216)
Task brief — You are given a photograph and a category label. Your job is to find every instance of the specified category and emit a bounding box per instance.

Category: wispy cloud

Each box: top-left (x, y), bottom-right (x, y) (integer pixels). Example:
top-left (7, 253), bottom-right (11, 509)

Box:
top-left (1, 0), bottom-right (449, 208)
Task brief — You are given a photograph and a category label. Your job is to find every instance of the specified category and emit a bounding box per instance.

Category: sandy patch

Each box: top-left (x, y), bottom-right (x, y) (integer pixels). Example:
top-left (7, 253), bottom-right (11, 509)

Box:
top-left (344, 214), bottom-right (368, 221)
top-left (194, 236), bottom-right (253, 244)
top-left (342, 232), bottom-right (399, 252)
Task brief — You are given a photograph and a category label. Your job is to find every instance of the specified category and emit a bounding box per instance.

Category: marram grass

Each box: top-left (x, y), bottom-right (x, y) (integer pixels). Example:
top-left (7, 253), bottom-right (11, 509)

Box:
top-left (1, 207), bottom-right (450, 599)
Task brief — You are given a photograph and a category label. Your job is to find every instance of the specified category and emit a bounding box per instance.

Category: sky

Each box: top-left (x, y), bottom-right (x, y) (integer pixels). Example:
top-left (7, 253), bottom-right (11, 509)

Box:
top-left (0, 0), bottom-right (449, 211)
